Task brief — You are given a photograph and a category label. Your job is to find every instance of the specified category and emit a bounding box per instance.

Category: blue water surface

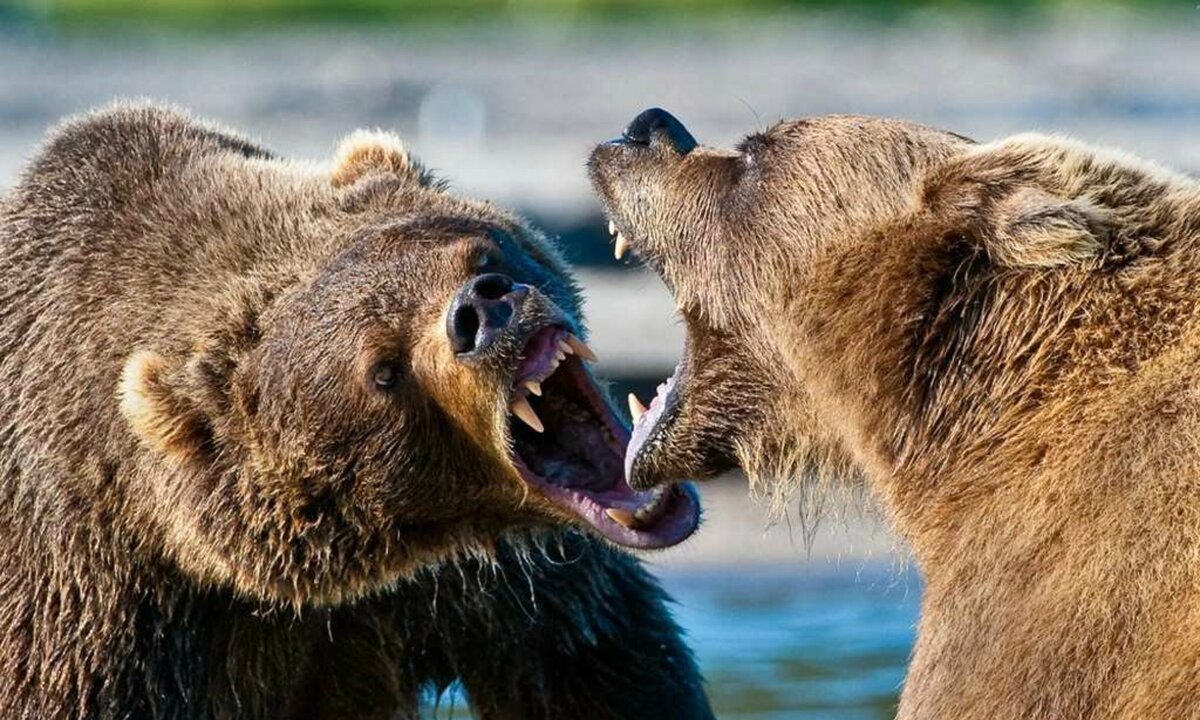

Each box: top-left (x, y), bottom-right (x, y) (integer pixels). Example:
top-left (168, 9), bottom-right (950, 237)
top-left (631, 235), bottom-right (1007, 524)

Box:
top-left (428, 562), bottom-right (922, 719)
top-left (660, 563), bottom-right (922, 720)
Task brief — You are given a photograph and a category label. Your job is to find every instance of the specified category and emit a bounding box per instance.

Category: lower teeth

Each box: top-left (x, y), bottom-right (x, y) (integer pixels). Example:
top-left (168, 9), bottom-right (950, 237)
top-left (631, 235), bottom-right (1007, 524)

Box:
top-left (633, 487), bottom-right (669, 524)
top-left (605, 486), bottom-right (672, 529)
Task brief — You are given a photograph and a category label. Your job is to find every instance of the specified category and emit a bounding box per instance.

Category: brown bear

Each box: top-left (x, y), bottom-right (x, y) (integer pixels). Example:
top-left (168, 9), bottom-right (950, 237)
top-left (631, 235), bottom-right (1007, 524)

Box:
top-left (590, 107), bottom-right (1200, 718)
top-left (0, 103), bottom-right (711, 719)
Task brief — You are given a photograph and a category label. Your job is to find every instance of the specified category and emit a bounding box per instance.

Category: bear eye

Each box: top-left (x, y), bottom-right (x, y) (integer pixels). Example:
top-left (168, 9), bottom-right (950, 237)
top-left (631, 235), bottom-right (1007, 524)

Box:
top-left (476, 247), bottom-right (503, 272)
top-left (371, 361), bottom-right (401, 390)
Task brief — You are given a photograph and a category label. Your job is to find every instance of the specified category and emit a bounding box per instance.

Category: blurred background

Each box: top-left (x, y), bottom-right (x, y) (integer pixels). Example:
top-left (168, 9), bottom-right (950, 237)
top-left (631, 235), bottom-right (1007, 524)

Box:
top-left (0, 0), bottom-right (1196, 716)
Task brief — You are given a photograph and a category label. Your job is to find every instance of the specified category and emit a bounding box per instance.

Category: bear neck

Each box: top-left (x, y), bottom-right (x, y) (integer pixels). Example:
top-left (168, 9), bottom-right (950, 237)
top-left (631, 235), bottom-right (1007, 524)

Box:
top-left (787, 191), bottom-right (1200, 714)
top-left (795, 202), bottom-right (1200, 559)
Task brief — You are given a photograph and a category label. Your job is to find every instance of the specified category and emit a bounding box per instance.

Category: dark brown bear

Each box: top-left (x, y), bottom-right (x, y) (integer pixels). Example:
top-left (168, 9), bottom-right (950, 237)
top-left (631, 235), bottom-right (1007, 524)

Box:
top-left (0, 103), bottom-right (709, 719)
top-left (592, 108), bottom-right (1200, 718)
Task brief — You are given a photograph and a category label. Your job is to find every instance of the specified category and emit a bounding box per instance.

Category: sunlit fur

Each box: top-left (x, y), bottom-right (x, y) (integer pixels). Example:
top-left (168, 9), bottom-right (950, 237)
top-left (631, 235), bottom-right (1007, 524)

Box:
top-left (0, 103), bottom-right (712, 719)
top-left (592, 114), bottom-right (1200, 718)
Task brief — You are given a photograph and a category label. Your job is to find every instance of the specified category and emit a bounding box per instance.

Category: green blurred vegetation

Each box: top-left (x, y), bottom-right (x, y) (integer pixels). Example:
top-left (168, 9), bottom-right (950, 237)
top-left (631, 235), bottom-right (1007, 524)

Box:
top-left (2, 0), bottom-right (1185, 30)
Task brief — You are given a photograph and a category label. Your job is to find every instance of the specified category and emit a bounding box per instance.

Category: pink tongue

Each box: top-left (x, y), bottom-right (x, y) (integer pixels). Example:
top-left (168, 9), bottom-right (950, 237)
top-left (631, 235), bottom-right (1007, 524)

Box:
top-left (624, 369), bottom-right (679, 482)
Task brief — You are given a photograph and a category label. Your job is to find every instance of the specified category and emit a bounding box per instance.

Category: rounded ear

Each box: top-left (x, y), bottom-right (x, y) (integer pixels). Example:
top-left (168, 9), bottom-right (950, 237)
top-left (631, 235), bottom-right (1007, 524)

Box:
top-left (982, 188), bottom-right (1112, 268)
top-left (118, 351), bottom-right (213, 461)
top-left (922, 140), bottom-right (1115, 269)
top-left (330, 129), bottom-right (429, 188)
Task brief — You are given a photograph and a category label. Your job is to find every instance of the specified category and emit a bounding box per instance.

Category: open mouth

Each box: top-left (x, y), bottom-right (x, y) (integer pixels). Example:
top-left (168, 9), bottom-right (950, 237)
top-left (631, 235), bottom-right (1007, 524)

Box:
top-left (506, 325), bottom-right (700, 549)
top-left (605, 220), bottom-right (689, 487)
top-left (625, 359), bottom-right (684, 485)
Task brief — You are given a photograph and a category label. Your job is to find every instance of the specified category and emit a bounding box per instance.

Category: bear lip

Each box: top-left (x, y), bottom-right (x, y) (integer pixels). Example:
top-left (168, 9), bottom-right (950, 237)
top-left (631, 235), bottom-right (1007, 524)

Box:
top-left (506, 325), bottom-right (700, 549)
top-left (625, 359), bottom-right (685, 488)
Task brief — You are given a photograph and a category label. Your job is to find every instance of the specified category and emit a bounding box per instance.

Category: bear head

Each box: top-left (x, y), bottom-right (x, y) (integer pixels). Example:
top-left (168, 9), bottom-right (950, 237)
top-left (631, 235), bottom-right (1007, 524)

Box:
top-left (91, 112), bottom-right (700, 606)
top-left (588, 109), bottom-right (1169, 520)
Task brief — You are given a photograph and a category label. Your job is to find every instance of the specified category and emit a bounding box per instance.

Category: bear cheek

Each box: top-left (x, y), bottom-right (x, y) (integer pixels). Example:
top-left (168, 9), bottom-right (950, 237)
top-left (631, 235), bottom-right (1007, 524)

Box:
top-left (409, 325), bottom-right (509, 465)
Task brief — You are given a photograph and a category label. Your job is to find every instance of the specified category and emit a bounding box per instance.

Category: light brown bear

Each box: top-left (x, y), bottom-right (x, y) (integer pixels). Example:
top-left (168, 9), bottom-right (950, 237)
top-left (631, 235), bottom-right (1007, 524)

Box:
top-left (590, 108), bottom-right (1200, 718)
top-left (0, 103), bottom-right (710, 719)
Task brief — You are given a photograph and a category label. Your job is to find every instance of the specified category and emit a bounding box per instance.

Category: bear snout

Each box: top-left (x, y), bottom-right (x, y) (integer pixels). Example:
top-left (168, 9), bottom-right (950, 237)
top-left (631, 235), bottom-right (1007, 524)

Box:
top-left (619, 107), bottom-right (698, 156)
top-left (445, 272), bottom-right (530, 356)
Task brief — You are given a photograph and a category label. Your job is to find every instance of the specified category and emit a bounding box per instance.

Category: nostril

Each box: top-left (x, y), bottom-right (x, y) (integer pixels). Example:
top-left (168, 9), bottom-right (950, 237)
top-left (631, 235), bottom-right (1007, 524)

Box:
top-left (450, 305), bottom-right (480, 354)
top-left (447, 273), bottom-right (523, 356)
top-left (473, 273), bottom-right (514, 300)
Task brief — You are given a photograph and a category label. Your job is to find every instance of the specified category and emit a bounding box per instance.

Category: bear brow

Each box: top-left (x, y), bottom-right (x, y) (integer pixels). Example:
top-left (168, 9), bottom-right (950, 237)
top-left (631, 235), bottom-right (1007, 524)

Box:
top-left (379, 216), bottom-right (510, 246)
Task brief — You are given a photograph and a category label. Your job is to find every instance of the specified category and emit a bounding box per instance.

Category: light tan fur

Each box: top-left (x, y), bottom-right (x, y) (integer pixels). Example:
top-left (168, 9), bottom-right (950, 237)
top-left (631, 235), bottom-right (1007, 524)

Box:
top-left (330, 128), bottom-right (421, 187)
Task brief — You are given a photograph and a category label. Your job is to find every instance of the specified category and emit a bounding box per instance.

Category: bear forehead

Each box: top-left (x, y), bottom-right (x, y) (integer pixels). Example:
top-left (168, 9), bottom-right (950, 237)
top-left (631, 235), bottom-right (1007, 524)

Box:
top-left (752, 114), bottom-right (970, 149)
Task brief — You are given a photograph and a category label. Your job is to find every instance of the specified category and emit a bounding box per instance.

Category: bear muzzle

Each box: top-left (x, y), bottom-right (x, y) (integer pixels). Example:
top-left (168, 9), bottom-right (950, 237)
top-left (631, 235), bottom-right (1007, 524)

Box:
top-left (445, 272), bottom-right (529, 357)
top-left (618, 107), bottom-right (698, 156)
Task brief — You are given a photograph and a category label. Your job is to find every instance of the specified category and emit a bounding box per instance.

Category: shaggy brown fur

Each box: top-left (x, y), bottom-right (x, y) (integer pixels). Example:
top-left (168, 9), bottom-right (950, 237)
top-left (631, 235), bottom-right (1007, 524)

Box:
top-left (590, 111), bottom-right (1200, 718)
top-left (0, 103), bottom-right (714, 719)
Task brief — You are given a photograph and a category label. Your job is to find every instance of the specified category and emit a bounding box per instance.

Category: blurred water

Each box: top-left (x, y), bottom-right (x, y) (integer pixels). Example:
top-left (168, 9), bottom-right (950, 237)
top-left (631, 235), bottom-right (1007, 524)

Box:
top-left (428, 563), bottom-right (921, 719)
top-left (662, 565), bottom-right (921, 720)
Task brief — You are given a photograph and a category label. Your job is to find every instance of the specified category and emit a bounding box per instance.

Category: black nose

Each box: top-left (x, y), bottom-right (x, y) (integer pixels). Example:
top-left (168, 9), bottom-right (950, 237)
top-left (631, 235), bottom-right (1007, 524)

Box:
top-left (622, 108), bottom-right (697, 155)
top-left (446, 273), bottom-right (525, 355)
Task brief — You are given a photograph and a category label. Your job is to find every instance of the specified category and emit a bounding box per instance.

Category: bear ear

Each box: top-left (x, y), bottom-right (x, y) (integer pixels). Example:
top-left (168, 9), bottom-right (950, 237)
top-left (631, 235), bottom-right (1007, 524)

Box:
top-left (923, 144), bottom-right (1114, 269)
top-left (118, 351), bottom-right (212, 462)
top-left (330, 129), bottom-right (427, 188)
top-left (979, 187), bottom-right (1112, 268)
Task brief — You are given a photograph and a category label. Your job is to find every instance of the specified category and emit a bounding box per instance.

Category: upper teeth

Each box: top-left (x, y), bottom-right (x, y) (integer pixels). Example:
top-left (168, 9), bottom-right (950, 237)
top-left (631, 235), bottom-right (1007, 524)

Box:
top-left (614, 235), bottom-right (630, 261)
top-left (565, 334), bottom-right (598, 362)
top-left (609, 220), bottom-right (630, 260)
top-left (510, 395), bottom-right (544, 433)
top-left (509, 333), bottom-right (599, 433)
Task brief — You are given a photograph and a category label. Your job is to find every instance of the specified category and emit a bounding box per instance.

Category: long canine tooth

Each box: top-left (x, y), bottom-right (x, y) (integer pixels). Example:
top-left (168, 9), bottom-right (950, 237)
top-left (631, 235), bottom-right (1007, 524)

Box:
top-left (605, 507), bottom-right (639, 529)
top-left (565, 334), bottom-right (599, 362)
top-left (614, 232), bottom-right (630, 260)
top-left (511, 396), bottom-right (544, 433)
top-left (558, 340), bottom-right (574, 356)
top-left (523, 380), bottom-right (542, 396)
top-left (608, 220), bottom-right (617, 235)
top-left (628, 393), bottom-right (647, 423)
